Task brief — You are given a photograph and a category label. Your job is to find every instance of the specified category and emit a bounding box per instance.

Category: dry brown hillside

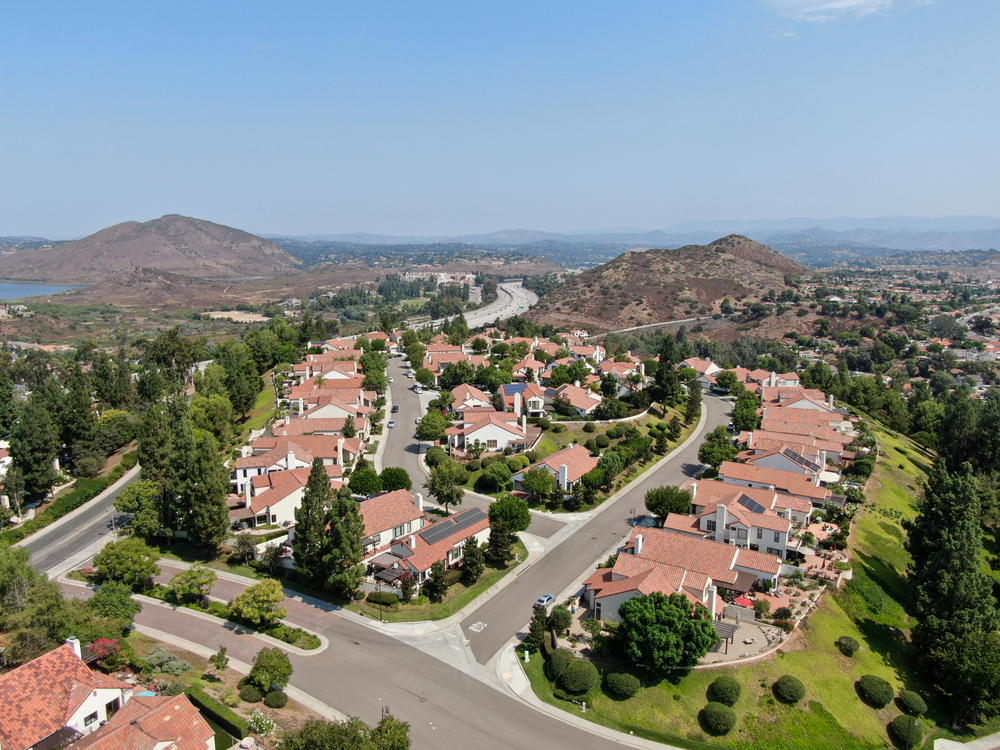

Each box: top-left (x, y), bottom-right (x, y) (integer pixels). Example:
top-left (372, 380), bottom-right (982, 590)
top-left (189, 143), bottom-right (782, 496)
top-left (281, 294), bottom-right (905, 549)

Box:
top-left (0, 214), bottom-right (302, 283)
top-left (527, 235), bottom-right (809, 333)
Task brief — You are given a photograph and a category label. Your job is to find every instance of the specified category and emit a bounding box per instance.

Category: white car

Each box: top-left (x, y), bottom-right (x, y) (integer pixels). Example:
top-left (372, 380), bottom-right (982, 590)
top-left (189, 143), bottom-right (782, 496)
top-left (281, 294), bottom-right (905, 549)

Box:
top-left (406, 372), bottom-right (415, 378)
top-left (387, 420), bottom-right (396, 428)
top-left (414, 387), bottom-right (423, 394)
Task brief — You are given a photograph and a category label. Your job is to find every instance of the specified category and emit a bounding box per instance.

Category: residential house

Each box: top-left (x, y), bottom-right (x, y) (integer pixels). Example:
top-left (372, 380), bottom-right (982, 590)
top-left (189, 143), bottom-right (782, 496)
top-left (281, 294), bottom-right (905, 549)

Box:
top-left (358, 489), bottom-right (429, 558)
top-left (678, 357), bottom-right (722, 377)
top-left (229, 464), bottom-right (343, 528)
top-left (367, 506), bottom-right (491, 584)
top-left (451, 383), bottom-right (492, 413)
top-left (66, 694), bottom-right (214, 750)
top-left (512, 357), bottom-right (546, 382)
top-left (271, 414), bottom-right (370, 441)
top-left (446, 412), bottom-right (534, 453)
top-left (570, 344), bottom-right (605, 363)
top-left (233, 435), bottom-right (364, 494)
top-left (549, 383), bottom-right (602, 417)
top-left (0, 639), bottom-right (134, 750)
top-left (499, 383), bottom-right (546, 417)
top-left (511, 444), bottom-right (598, 494)
top-left (716, 461), bottom-right (832, 506)
top-left (740, 445), bottom-right (824, 482)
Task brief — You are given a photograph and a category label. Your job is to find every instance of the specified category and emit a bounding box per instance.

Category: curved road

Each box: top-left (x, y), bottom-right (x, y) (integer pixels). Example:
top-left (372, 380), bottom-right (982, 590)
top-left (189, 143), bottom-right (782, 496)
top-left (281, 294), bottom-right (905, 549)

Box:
top-left (415, 282), bottom-right (538, 331)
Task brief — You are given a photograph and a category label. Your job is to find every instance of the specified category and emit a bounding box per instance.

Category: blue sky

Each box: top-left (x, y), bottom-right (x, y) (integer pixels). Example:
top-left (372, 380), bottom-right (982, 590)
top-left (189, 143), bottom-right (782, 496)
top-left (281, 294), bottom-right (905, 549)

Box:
top-left (1, 1), bottom-right (996, 238)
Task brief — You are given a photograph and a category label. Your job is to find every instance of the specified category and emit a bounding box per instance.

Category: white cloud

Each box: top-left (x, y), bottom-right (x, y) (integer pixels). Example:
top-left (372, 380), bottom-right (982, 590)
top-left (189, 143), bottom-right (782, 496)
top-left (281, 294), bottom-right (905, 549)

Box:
top-left (767, 0), bottom-right (892, 22)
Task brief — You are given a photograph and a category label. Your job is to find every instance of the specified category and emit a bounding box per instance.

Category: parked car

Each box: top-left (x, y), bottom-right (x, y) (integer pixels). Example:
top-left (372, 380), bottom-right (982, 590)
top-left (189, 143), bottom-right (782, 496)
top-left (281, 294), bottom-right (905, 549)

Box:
top-left (415, 418), bottom-right (421, 425)
top-left (533, 594), bottom-right (555, 609)
top-left (387, 420), bottom-right (396, 428)
top-left (391, 405), bottom-right (399, 413)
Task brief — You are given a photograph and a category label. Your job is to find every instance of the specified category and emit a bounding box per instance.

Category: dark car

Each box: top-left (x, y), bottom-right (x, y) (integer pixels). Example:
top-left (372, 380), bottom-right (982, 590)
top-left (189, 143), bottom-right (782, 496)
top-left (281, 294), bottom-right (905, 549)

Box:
top-left (391, 405), bottom-right (399, 413)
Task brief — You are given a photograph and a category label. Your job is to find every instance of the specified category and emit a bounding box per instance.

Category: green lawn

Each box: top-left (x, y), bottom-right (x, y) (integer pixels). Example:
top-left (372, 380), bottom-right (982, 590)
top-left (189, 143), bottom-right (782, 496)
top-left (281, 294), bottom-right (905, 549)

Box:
top-left (522, 420), bottom-right (975, 749)
top-left (238, 371), bottom-right (279, 440)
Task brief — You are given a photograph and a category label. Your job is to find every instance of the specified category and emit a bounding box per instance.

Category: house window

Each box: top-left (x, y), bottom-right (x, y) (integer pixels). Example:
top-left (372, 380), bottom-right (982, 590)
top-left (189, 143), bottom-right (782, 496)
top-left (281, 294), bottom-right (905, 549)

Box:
top-left (767, 547), bottom-right (782, 556)
top-left (84, 712), bottom-right (99, 727)
top-left (595, 601), bottom-right (603, 621)
top-left (487, 440), bottom-right (498, 449)
top-left (448, 548), bottom-right (461, 563)
top-left (774, 531), bottom-right (780, 543)
top-left (706, 520), bottom-right (717, 532)
top-left (105, 698), bottom-right (121, 718)
top-left (393, 525), bottom-right (406, 538)
top-left (756, 528), bottom-right (763, 539)
top-left (737, 529), bottom-right (747, 539)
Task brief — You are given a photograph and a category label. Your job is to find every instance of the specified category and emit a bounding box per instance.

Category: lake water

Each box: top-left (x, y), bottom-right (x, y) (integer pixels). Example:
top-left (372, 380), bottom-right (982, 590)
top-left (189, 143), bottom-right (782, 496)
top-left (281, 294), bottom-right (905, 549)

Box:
top-left (0, 282), bottom-right (78, 300)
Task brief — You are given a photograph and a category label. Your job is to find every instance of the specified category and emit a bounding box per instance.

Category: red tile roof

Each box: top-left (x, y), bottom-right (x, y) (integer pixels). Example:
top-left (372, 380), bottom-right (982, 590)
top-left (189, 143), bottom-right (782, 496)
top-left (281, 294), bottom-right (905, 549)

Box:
top-left (359, 490), bottom-right (424, 538)
top-left (520, 444), bottom-right (598, 483)
top-left (68, 695), bottom-right (213, 750)
top-left (0, 644), bottom-right (132, 750)
top-left (717, 461), bottom-right (830, 502)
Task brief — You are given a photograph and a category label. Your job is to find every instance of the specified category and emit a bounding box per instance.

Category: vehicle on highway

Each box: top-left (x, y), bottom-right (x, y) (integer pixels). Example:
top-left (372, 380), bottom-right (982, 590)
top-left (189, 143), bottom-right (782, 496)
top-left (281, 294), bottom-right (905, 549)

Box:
top-left (533, 594), bottom-right (555, 609)
top-left (387, 420), bottom-right (396, 428)
top-left (391, 405), bottom-right (399, 413)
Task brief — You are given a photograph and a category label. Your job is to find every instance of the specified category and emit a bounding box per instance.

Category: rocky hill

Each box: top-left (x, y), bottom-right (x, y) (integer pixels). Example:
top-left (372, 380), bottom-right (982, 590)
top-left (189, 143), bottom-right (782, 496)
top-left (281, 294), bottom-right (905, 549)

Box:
top-left (527, 235), bottom-right (809, 333)
top-left (0, 214), bottom-right (302, 283)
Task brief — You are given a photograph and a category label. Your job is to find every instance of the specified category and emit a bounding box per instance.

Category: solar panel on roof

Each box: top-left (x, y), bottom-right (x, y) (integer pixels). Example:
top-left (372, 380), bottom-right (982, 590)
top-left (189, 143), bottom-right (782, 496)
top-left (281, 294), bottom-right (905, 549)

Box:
top-left (419, 507), bottom-right (488, 546)
top-left (502, 383), bottom-right (528, 396)
top-left (737, 494), bottom-right (767, 514)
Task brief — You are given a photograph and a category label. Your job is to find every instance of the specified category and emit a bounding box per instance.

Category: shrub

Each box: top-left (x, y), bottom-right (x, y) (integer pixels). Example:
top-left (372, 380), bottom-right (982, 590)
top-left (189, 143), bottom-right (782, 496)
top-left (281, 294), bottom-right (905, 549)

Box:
top-left (605, 672), bottom-right (641, 699)
top-left (264, 690), bottom-right (288, 708)
top-left (548, 648), bottom-right (575, 680)
top-left (700, 702), bottom-right (737, 735)
top-left (425, 446), bottom-right (448, 467)
top-left (481, 455), bottom-right (496, 467)
top-left (858, 674), bottom-right (894, 708)
top-left (161, 681), bottom-right (185, 696)
top-left (366, 591), bottom-right (399, 607)
top-left (890, 715), bottom-right (923, 748)
top-left (774, 606), bottom-right (793, 620)
top-left (897, 689), bottom-right (927, 716)
top-left (239, 684), bottom-right (264, 703)
top-left (536, 417), bottom-right (551, 430)
top-left (772, 619), bottom-right (794, 633)
top-left (837, 635), bottom-right (860, 657)
top-left (560, 659), bottom-right (599, 694)
top-left (525, 450), bottom-right (539, 463)
top-left (606, 428), bottom-right (619, 440)
top-left (247, 709), bottom-right (276, 736)
top-left (596, 434), bottom-right (611, 448)
top-left (220, 689), bottom-right (240, 708)
top-left (707, 676), bottom-right (742, 707)
top-left (583, 422), bottom-right (596, 433)
top-left (658, 422), bottom-right (668, 430)
top-left (185, 687), bottom-right (248, 738)
top-left (507, 457), bottom-right (522, 471)
top-left (773, 675), bottom-right (806, 704)
top-left (146, 646), bottom-right (190, 676)
top-left (551, 424), bottom-right (564, 433)
top-left (753, 599), bottom-right (771, 618)
top-left (207, 601), bottom-right (231, 619)
top-left (352, 590), bottom-right (365, 601)
top-left (585, 439), bottom-right (597, 452)
top-left (466, 459), bottom-right (481, 472)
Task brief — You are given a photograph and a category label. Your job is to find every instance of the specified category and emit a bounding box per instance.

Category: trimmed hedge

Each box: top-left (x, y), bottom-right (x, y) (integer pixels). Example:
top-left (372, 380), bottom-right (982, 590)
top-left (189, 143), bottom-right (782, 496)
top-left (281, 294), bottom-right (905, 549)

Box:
top-left (707, 676), bottom-right (741, 707)
top-left (186, 687), bottom-right (249, 738)
top-left (858, 674), bottom-right (893, 708)
top-left (773, 675), bottom-right (806, 704)
top-left (595, 434), bottom-right (611, 449)
top-left (837, 635), bottom-right (860, 656)
top-left (897, 690), bottom-right (927, 716)
top-left (560, 659), bottom-right (598, 694)
top-left (701, 702), bottom-right (737, 736)
top-left (239, 684), bottom-right (264, 702)
top-left (264, 690), bottom-right (288, 708)
top-left (890, 715), bottom-right (923, 748)
top-left (0, 477), bottom-right (112, 546)
top-left (605, 672), bottom-right (641, 699)
top-left (466, 459), bottom-right (481, 472)
top-left (583, 422), bottom-right (596, 433)
top-left (548, 648), bottom-right (575, 680)
top-left (366, 591), bottom-right (400, 607)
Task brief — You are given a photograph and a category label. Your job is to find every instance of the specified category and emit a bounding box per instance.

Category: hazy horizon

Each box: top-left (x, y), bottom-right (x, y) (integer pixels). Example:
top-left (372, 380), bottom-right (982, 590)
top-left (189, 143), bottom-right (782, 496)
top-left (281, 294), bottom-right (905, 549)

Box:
top-left (3, 2), bottom-right (997, 239)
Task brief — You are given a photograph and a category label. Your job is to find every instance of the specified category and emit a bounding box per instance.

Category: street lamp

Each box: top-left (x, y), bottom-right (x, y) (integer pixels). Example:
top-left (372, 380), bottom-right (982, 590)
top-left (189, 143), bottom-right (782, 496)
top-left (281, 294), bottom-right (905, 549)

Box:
top-left (375, 579), bottom-right (384, 623)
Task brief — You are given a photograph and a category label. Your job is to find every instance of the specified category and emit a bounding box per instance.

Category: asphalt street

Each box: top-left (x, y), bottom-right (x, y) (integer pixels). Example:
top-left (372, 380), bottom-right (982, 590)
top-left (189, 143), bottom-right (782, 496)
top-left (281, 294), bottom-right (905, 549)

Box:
top-left (415, 282), bottom-right (538, 331)
top-left (460, 394), bottom-right (732, 663)
top-left (23, 472), bottom-right (139, 575)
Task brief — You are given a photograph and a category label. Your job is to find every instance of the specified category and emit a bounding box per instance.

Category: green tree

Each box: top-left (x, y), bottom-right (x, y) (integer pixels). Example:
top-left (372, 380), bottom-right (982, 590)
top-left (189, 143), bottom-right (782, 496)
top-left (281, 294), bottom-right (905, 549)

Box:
top-left (549, 604), bottom-right (573, 632)
top-left (89, 579), bottom-right (142, 625)
top-left (0, 367), bottom-right (20, 435)
top-left (668, 415), bottom-right (682, 440)
top-left (415, 368), bottom-right (435, 387)
top-left (379, 467), bottom-right (412, 492)
top-left (226, 361), bottom-right (261, 418)
top-left (93, 538), bottom-right (161, 590)
top-left (685, 380), bottom-right (702, 425)
top-left (166, 564), bottom-right (217, 603)
top-left (293, 458), bottom-right (334, 586)
top-left (349, 467), bottom-right (383, 497)
top-left (655, 430), bottom-right (669, 455)
top-left (714, 370), bottom-right (738, 393)
top-left (231, 579), bottom-right (287, 626)
top-left (114, 481), bottom-right (163, 540)
top-left (323, 497), bottom-right (366, 597)
top-left (342, 414), bottom-right (357, 438)
top-left (3, 464), bottom-right (26, 518)
top-left (616, 591), bottom-right (718, 673)
top-left (521, 467), bottom-right (556, 502)
top-left (422, 560), bottom-right (449, 603)
top-left (209, 645), bottom-right (230, 673)
top-left (525, 606), bottom-right (549, 651)
top-left (416, 411), bottom-right (450, 442)
top-left (698, 426), bottom-right (738, 470)
top-left (460, 536), bottom-right (485, 585)
top-left (281, 716), bottom-right (411, 750)
top-left (731, 389), bottom-right (761, 432)
top-left (482, 461), bottom-right (512, 492)
top-left (10, 397), bottom-right (59, 501)
top-left (406, 343), bottom-right (426, 366)
top-left (427, 461), bottom-right (467, 514)
top-left (248, 646), bottom-right (293, 690)
top-left (484, 518), bottom-right (513, 568)
top-left (190, 392), bottom-right (235, 448)
top-left (62, 365), bottom-right (99, 471)
top-left (488, 493), bottom-right (530, 532)
top-left (644, 486), bottom-right (692, 522)
top-left (137, 401), bottom-right (171, 485)
top-left (184, 430), bottom-right (231, 550)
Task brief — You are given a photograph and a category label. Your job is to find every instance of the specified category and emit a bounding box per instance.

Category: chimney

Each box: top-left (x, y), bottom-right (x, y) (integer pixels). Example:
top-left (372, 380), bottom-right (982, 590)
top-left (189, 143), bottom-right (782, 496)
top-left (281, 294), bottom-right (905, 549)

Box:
top-left (241, 445), bottom-right (251, 458)
top-left (408, 534), bottom-right (416, 548)
top-left (828, 393), bottom-right (834, 409)
top-left (716, 504), bottom-right (728, 543)
top-left (65, 636), bottom-right (82, 659)
top-left (690, 482), bottom-right (697, 500)
top-left (297, 397), bottom-right (304, 413)
top-left (558, 463), bottom-right (569, 490)
top-left (521, 415), bottom-right (527, 434)
top-left (415, 492), bottom-right (423, 511)
top-left (285, 415), bottom-right (291, 426)
top-left (245, 481), bottom-right (251, 504)
top-left (513, 391), bottom-right (522, 415)
top-left (287, 449), bottom-right (295, 469)
top-left (634, 533), bottom-right (643, 557)
top-left (638, 362), bottom-right (645, 377)
top-left (574, 380), bottom-right (580, 388)
top-left (337, 437), bottom-right (345, 464)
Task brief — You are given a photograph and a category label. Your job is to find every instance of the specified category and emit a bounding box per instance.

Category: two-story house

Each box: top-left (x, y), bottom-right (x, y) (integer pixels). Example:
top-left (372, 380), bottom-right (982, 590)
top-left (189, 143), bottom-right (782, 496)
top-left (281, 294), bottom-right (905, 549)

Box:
top-left (511, 444), bottom-right (598, 495)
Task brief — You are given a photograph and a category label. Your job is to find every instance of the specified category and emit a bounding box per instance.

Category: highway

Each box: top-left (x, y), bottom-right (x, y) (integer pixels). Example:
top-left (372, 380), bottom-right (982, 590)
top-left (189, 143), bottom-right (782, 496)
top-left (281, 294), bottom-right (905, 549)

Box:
top-left (415, 281), bottom-right (538, 331)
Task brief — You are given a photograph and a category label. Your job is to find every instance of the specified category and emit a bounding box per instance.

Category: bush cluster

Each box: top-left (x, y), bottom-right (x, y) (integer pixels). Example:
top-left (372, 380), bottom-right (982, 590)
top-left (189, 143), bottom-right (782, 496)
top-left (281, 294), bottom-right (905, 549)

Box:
top-left (858, 675), bottom-right (894, 708)
top-left (583, 422), bottom-right (596, 433)
top-left (466, 459), bottom-right (481, 472)
top-left (536, 417), bottom-right (551, 430)
top-left (700, 702), bottom-right (737, 735)
top-left (837, 635), bottom-right (860, 656)
top-left (366, 591), bottom-right (400, 607)
top-left (773, 675), bottom-right (805, 704)
top-left (706, 676), bottom-right (741, 707)
top-left (548, 649), bottom-right (575, 680)
top-left (239, 684), bottom-right (264, 703)
top-left (560, 659), bottom-right (598, 694)
top-left (890, 715), bottom-right (923, 747)
top-left (596, 434), bottom-right (611, 448)
top-left (897, 689), bottom-right (927, 716)
top-left (146, 646), bottom-right (191, 676)
top-left (263, 690), bottom-right (288, 708)
top-left (605, 672), bottom-right (640, 699)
